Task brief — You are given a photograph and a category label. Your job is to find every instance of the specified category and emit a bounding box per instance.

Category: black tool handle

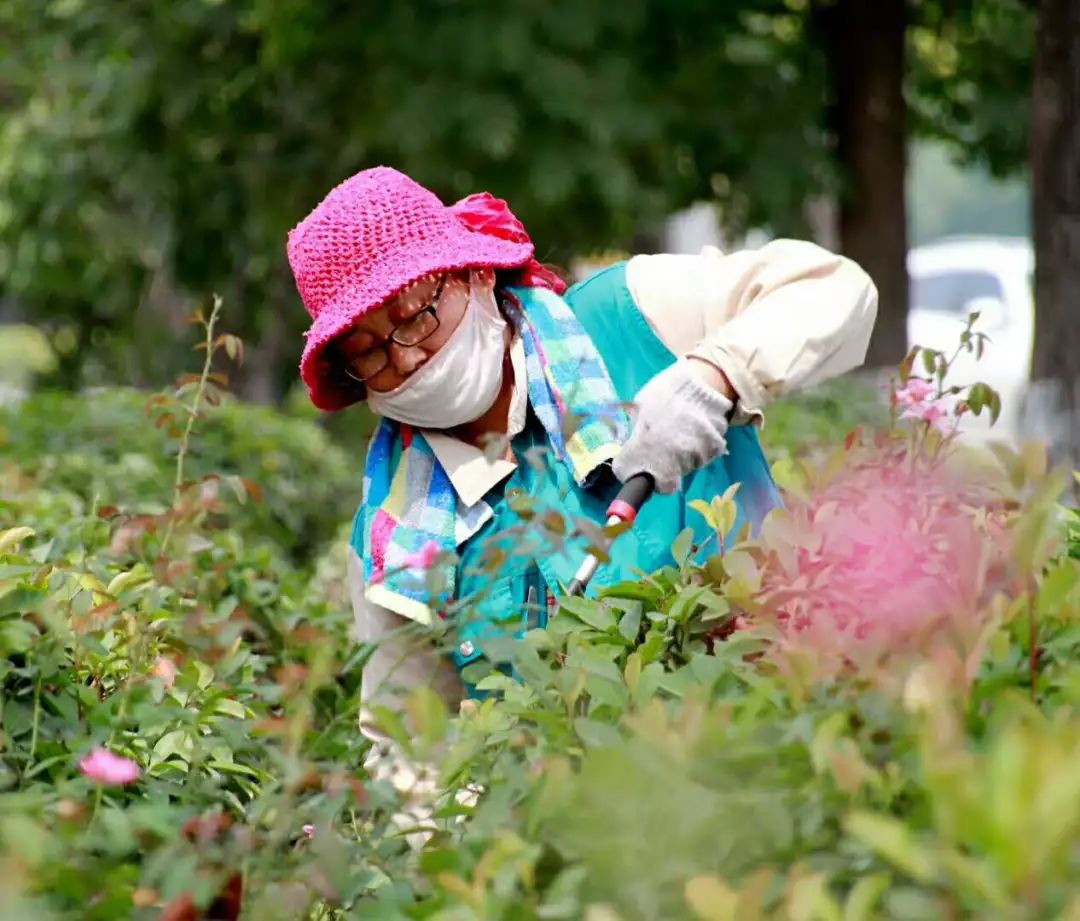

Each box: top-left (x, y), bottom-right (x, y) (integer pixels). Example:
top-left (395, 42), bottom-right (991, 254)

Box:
top-left (607, 472), bottom-right (656, 521)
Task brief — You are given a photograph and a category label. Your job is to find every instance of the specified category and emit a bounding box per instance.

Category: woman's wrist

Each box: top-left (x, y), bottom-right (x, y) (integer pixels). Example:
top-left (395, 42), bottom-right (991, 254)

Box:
top-left (687, 356), bottom-right (737, 403)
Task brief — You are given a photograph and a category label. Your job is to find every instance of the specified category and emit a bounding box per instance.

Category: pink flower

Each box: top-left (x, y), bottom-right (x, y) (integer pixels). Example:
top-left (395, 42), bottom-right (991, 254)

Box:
top-left (894, 377), bottom-right (935, 408)
top-left (302, 824), bottom-right (315, 839)
top-left (151, 657), bottom-right (177, 688)
top-left (78, 747), bottom-right (141, 786)
top-left (902, 401), bottom-right (952, 433)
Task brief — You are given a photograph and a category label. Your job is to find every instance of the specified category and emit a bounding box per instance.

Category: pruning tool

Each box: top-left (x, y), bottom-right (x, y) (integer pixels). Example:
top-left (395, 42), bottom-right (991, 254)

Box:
top-left (566, 473), bottom-right (655, 597)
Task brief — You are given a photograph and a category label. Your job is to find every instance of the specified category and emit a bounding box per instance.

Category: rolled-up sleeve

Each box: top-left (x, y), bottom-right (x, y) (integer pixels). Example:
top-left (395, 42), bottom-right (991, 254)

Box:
top-left (626, 240), bottom-right (878, 424)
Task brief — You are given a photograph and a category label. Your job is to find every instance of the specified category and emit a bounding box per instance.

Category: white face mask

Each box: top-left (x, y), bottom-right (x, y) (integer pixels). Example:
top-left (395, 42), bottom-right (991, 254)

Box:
top-left (367, 275), bottom-right (508, 429)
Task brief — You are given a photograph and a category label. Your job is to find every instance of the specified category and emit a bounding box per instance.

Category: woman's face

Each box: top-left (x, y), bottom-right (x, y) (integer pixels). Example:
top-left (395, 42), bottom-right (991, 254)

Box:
top-left (337, 268), bottom-right (492, 393)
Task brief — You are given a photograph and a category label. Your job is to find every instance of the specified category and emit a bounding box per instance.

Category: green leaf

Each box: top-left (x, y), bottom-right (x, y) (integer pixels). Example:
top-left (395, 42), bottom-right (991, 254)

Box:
top-left (225, 474), bottom-right (248, 505)
top-left (921, 349), bottom-right (938, 376)
top-left (638, 632), bottom-right (667, 665)
top-left (967, 382), bottom-right (988, 415)
top-left (711, 495), bottom-right (738, 540)
top-left (843, 874), bottom-right (891, 921)
top-left (689, 499), bottom-right (717, 531)
top-left (0, 527), bottom-right (35, 554)
top-left (1037, 560), bottom-right (1080, 618)
top-left (404, 685), bottom-right (449, 749)
top-left (558, 595), bottom-right (617, 632)
top-left (564, 647), bottom-right (624, 685)
top-left (688, 652), bottom-right (727, 690)
top-left (938, 849), bottom-right (1009, 910)
top-left (2, 702), bottom-right (32, 739)
top-left (635, 662), bottom-right (665, 706)
top-left (671, 527), bottom-right (694, 567)
top-left (367, 705), bottom-right (414, 757)
top-left (151, 729), bottom-right (195, 766)
top-left (205, 761), bottom-right (262, 779)
top-left (788, 872), bottom-right (842, 921)
top-left (810, 711), bottom-right (850, 774)
top-left (193, 661), bottom-right (215, 690)
top-left (898, 347), bottom-right (918, 383)
top-left (618, 607), bottom-right (642, 643)
top-left (845, 812), bottom-right (936, 884)
top-left (0, 816), bottom-right (48, 870)
top-left (770, 458), bottom-right (810, 502)
top-left (667, 585), bottom-right (706, 624)
top-left (0, 585), bottom-right (46, 619)
top-left (573, 718), bottom-right (623, 749)
top-left (624, 651), bottom-right (643, 695)
top-left (213, 698), bottom-right (248, 719)
top-left (685, 875), bottom-right (739, 921)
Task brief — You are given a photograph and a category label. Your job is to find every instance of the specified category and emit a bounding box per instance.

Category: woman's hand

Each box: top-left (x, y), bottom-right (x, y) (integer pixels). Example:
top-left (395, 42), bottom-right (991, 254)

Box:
top-left (612, 358), bottom-right (736, 494)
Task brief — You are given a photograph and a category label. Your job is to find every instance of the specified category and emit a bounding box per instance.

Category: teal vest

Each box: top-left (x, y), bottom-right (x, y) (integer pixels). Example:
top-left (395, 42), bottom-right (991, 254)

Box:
top-left (450, 262), bottom-right (781, 675)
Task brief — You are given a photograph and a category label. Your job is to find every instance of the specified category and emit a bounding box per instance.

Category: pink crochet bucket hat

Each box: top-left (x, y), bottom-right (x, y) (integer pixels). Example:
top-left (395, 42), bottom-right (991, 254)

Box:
top-left (288, 167), bottom-right (534, 411)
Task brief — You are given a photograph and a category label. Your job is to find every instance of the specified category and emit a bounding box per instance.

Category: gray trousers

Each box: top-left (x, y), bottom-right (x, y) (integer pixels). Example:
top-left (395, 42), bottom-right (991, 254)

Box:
top-left (348, 550), bottom-right (464, 736)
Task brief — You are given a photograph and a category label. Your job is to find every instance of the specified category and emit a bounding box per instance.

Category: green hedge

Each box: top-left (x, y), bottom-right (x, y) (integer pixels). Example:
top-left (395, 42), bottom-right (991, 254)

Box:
top-left (0, 388), bottom-right (361, 565)
top-left (3, 364), bottom-right (1080, 919)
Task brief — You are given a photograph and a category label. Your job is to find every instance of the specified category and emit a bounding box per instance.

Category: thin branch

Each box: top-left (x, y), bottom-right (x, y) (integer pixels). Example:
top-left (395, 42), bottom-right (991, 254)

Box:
top-left (161, 295), bottom-right (222, 555)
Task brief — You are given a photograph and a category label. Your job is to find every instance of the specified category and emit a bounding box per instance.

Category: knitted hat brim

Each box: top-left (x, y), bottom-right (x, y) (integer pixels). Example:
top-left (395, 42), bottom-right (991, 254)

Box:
top-left (299, 229), bottom-right (533, 411)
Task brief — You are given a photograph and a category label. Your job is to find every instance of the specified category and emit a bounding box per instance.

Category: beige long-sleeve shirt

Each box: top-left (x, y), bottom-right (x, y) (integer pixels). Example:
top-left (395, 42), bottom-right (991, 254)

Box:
top-left (352, 239), bottom-right (878, 627)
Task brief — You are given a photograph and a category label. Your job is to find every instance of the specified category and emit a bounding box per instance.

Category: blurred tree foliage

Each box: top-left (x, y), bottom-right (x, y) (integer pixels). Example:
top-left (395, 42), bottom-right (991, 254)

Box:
top-left (0, 0), bottom-right (830, 401)
top-left (807, 0), bottom-right (1033, 369)
top-left (909, 0), bottom-right (1034, 178)
top-left (0, 0), bottom-right (1035, 402)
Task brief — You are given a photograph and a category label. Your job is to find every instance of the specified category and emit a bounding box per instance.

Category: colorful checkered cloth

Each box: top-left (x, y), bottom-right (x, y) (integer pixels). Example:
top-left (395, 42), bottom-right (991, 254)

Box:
top-left (358, 284), bottom-right (629, 621)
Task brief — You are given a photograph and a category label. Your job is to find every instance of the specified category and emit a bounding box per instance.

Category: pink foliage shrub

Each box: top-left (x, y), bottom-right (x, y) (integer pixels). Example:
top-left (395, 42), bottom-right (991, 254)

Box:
top-left (748, 443), bottom-right (1015, 680)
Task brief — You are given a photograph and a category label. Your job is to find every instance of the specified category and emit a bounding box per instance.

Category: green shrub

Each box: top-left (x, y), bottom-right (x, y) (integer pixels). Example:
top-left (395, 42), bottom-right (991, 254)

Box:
top-left (0, 387), bottom-right (360, 565)
top-left (759, 373), bottom-right (888, 463)
top-left (2, 311), bottom-right (1080, 920)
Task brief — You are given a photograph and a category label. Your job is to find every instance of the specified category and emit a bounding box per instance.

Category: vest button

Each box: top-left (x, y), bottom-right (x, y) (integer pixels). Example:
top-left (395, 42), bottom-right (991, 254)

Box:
top-left (458, 640), bottom-right (476, 657)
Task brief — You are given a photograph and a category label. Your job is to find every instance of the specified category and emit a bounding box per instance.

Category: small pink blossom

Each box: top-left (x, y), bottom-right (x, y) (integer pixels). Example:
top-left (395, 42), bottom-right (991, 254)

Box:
top-left (902, 401), bottom-right (953, 433)
top-left (78, 747), bottom-right (141, 786)
top-left (151, 657), bottom-right (177, 688)
top-left (301, 824), bottom-right (315, 839)
top-left (894, 377), bottom-right (935, 408)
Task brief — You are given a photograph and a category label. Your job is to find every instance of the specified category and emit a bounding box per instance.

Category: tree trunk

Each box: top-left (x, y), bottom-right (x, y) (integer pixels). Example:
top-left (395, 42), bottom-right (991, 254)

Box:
top-left (828, 0), bottom-right (910, 368)
top-left (1027, 0), bottom-right (1080, 468)
top-left (243, 317), bottom-right (288, 405)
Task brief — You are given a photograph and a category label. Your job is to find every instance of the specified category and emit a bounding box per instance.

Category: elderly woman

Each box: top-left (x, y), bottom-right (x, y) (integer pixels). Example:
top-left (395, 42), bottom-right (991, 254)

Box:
top-left (287, 167), bottom-right (877, 722)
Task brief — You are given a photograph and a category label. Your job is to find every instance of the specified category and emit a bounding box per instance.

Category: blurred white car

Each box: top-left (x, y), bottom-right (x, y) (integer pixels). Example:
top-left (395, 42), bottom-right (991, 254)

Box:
top-left (907, 236), bottom-right (1034, 442)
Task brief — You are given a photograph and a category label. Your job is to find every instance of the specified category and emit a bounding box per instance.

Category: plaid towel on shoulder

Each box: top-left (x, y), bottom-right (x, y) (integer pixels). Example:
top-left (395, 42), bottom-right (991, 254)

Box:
top-left (357, 284), bottom-right (628, 622)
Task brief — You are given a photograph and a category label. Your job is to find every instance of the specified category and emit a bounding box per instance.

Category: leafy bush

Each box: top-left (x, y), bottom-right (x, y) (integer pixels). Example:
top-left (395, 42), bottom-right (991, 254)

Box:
top-left (758, 373), bottom-right (887, 463)
top-left (0, 386), bottom-right (359, 566)
top-left (2, 308), bottom-right (1080, 920)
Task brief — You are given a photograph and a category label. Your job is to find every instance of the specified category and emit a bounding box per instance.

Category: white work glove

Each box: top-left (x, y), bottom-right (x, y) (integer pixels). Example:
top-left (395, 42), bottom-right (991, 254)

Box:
top-left (612, 359), bottom-right (733, 495)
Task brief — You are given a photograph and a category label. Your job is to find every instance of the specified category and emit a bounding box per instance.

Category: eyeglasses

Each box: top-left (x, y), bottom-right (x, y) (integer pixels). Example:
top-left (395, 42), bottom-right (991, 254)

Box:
top-left (340, 274), bottom-right (447, 383)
